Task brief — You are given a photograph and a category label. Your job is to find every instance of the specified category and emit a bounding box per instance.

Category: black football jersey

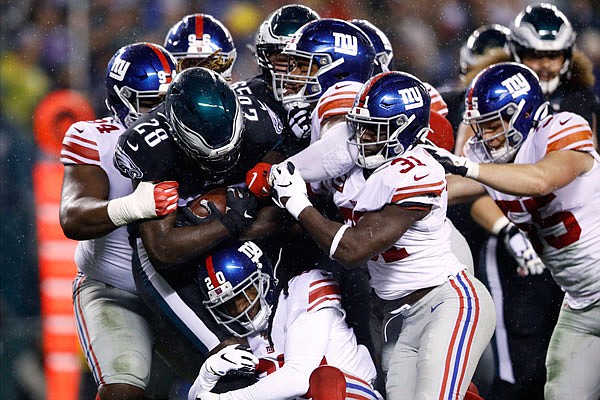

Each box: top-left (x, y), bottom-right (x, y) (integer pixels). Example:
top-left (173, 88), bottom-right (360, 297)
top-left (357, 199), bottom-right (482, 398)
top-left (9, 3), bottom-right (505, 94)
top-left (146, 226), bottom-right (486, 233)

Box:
top-left (114, 86), bottom-right (293, 199)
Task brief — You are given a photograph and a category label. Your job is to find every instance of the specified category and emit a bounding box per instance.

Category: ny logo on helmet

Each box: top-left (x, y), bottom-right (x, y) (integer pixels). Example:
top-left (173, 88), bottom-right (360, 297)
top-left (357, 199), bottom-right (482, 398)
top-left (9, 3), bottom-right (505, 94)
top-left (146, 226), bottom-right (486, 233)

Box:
top-left (109, 58), bottom-right (131, 81)
top-left (398, 87), bottom-right (424, 110)
top-left (333, 32), bottom-right (358, 56)
top-left (239, 241), bottom-right (263, 267)
top-left (501, 73), bottom-right (531, 99)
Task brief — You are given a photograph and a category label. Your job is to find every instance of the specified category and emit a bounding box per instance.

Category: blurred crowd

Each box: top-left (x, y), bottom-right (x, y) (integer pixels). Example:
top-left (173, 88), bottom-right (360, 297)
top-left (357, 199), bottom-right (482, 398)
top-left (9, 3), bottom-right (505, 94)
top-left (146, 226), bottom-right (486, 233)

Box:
top-left (0, 0), bottom-right (598, 399)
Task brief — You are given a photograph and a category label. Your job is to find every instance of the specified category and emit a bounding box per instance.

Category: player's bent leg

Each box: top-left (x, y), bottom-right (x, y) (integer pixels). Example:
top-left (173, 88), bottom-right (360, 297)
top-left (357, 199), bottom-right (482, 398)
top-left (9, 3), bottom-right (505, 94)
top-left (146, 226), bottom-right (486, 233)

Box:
top-left (73, 275), bottom-right (157, 399)
top-left (544, 299), bottom-right (600, 400)
top-left (307, 366), bottom-right (346, 399)
top-left (307, 366), bottom-right (383, 400)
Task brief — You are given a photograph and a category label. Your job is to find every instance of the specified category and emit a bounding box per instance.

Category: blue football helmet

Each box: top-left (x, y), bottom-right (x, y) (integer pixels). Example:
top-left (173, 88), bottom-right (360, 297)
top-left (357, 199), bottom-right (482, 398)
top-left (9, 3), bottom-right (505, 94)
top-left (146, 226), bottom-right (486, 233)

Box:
top-left (105, 42), bottom-right (176, 128)
top-left (165, 67), bottom-right (244, 172)
top-left (459, 24), bottom-right (510, 76)
top-left (197, 241), bottom-right (275, 338)
top-left (347, 71), bottom-right (431, 169)
top-left (350, 19), bottom-right (393, 73)
top-left (273, 18), bottom-right (376, 106)
top-left (164, 14), bottom-right (237, 79)
top-left (509, 3), bottom-right (576, 94)
top-left (255, 4), bottom-right (320, 84)
top-left (464, 62), bottom-right (548, 163)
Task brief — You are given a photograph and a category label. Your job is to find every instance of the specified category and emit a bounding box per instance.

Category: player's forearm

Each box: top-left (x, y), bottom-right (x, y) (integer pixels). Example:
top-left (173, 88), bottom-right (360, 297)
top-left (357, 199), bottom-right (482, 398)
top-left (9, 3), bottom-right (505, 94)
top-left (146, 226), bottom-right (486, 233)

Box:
top-left (140, 216), bottom-right (230, 268)
top-left (470, 195), bottom-right (506, 234)
top-left (297, 208), bottom-right (372, 268)
top-left (476, 163), bottom-right (553, 196)
top-left (60, 198), bottom-right (119, 240)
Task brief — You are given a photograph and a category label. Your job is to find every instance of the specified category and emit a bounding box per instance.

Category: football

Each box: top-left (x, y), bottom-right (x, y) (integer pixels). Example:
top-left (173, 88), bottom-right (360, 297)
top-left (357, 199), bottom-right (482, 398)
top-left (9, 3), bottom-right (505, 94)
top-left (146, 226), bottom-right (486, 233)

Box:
top-left (187, 187), bottom-right (227, 218)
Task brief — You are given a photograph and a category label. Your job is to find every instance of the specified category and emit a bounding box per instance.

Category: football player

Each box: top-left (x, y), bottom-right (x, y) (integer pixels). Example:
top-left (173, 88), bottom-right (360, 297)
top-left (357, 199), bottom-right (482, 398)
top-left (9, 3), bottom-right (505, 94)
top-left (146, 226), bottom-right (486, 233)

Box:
top-left (164, 13), bottom-right (237, 79)
top-left (113, 67), bottom-right (296, 385)
top-left (60, 42), bottom-right (183, 400)
top-left (189, 241), bottom-right (382, 400)
top-left (424, 62), bottom-right (600, 400)
top-left (269, 71), bottom-right (496, 400)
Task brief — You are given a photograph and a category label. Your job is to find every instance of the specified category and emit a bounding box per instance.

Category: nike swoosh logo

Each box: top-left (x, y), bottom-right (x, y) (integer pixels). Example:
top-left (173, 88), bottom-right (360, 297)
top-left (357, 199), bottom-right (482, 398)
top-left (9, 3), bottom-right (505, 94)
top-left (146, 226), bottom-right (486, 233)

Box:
top-left (74, 127), bottom-right (84, 133)
top-left (244, 211), bottom-right (254, 219)
top-left (414, 174), bottom-right (429, 181)
top-left (559, 117), bottom-right (572, 125)
top-left (248, 172), bottom-right (258, 188)
top-left (127, 140), bottom-right (139, 151)
top-left (277, 182), bottom-right (292, 187)
top-left (334, 83), bottom-right (352, 90)
top-left (431, 301), bottom-right (444, 313)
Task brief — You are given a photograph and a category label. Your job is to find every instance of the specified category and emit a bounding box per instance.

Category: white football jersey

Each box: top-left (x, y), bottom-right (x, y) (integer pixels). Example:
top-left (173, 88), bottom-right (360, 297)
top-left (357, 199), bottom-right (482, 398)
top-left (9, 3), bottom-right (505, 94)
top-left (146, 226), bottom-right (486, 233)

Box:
top-left (466, 112), bottom-right (600, 309)
top-left (327, 147), bottom-right (465, 300)
top-left (61, 117), bottom-right (137, 293)
top-left (228, 269), bottom-right (376, 399)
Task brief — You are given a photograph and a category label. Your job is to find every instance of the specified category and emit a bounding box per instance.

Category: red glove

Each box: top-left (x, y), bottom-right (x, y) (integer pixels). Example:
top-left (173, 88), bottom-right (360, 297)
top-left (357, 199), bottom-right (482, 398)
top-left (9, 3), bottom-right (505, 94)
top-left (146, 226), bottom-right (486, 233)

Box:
top-left (153, 180), bottom-right (179, 216)
top-left (245, 162), bottom-right (272, 199)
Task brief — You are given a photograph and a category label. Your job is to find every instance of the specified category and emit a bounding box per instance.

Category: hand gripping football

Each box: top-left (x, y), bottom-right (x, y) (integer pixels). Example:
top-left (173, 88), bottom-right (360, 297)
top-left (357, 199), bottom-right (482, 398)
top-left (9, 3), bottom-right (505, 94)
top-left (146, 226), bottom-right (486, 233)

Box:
top-left (187, 187), bottom-right (227, 218)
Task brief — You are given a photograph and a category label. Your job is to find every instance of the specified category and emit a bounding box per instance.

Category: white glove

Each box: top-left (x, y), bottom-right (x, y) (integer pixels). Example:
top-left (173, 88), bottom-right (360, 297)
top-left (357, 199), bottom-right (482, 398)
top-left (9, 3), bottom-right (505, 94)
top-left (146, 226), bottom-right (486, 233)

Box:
top-left (269, 162), bottom-right (313, 220)
top-left (287, 105), bottom-right (311, 139)
top-left (188, 345), bottom-right (258, 400)
top-left (421, 144), bottom-right (480, 178)
top-left (498, 221), bottom-right (545, 276)
top-left (107, 181), bottom-right (179, 226)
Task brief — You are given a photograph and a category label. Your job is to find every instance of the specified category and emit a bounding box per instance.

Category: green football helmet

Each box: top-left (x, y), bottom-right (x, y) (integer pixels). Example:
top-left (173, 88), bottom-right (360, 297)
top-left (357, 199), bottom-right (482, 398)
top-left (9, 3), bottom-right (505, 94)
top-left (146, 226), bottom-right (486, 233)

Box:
top-left (166, 67), bottom-right (244, 172)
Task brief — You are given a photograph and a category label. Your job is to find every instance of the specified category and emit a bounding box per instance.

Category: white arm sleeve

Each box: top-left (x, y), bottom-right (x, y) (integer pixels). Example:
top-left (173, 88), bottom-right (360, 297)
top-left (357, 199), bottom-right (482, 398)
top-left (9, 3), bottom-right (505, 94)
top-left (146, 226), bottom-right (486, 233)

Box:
top-left (220, 308), bottom-right (340, 400)
top-left (286, 122), bottom-right (358, 182)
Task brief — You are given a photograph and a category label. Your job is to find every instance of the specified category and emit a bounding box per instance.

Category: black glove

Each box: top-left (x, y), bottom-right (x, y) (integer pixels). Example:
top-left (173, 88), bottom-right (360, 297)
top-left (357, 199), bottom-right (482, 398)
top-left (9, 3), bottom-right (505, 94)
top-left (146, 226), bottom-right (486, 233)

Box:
top-left (287, 106), bottom-right (311, 139)
top-left (220, 187), bottom-right (258, 235)
top-left (421, 144), bottom-right (479, 178)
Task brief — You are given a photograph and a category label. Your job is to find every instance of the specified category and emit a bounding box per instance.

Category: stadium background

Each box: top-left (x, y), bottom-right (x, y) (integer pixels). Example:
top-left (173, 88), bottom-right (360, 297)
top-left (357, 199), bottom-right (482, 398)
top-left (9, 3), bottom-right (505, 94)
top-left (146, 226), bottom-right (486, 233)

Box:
top-left (1, 0), bottom-right (598, 399)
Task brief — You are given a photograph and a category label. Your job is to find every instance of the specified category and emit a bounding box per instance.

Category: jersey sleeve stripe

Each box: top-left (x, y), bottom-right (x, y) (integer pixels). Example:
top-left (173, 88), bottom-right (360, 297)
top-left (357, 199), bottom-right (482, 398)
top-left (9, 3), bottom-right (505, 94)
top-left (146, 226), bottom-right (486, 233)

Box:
top-left (309, 278), bottom-right (337, 288)
top-left (392, 186), bottom-right (445, 203)
top-left (547, 125), bottom-right (593, 153)
top-left (392, 180), bottom-right (445, 198)
top-left (307, 296), bottom-right (342, 312)
top-left (60, 152), bottom-right (101, 166)
top-left (317, 94), bottom-right (357, 121)
top-left (60, 145), bottom-right (100, 165)
top-left (309, 283), bottom-right (341, 304)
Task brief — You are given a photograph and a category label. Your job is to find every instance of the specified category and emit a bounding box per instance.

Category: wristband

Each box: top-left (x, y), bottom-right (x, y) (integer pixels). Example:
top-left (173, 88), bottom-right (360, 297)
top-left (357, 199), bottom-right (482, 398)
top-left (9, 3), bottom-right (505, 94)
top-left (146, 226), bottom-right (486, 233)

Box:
top-left (491, 216), bottom-right (510, 235)
top-left (465, 161), bottom-right (480, 179)
top-left (286, 195), bottom-right (313, 220)
top-left (329, 224), bottom-right (349, 259)
top-left (107, 196), bottom-right (140, 227)
top-left (107, 182), bottom-right (157, 227)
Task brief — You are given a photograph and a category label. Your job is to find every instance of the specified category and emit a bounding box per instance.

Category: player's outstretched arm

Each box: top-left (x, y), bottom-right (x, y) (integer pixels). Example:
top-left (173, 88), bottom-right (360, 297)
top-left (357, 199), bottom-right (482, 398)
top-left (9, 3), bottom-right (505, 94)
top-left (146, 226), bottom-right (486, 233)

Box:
top-left (60, 165), bottom-right (178, 240)
top-left (270, 162), bottom-right (428, 267)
